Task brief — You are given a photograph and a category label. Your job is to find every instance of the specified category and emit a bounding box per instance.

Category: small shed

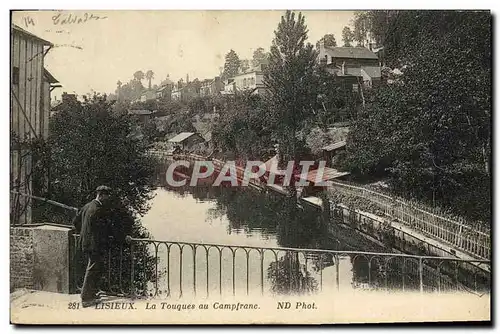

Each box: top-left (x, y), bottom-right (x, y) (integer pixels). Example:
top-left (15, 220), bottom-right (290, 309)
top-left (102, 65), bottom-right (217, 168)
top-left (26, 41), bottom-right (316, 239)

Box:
top-left (168, 132), bottom-right (205, 152)
top-left (322, 140), bottom-right (346, 167)
top-left (129, 109), bottom-right (155, 122)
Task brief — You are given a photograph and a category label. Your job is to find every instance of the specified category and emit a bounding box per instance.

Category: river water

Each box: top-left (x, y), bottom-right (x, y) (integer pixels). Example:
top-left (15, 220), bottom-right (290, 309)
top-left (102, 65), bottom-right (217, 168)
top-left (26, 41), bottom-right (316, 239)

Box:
top-left (137, 166), bottom-right (420, 298)
top-left (129, 159), bottom-right (489, 298)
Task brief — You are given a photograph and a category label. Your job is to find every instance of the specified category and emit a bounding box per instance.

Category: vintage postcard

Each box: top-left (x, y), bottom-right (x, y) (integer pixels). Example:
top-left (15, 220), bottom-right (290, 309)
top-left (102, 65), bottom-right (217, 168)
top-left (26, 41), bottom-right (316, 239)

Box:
top-left (9, 9), bottom-right (491, 325)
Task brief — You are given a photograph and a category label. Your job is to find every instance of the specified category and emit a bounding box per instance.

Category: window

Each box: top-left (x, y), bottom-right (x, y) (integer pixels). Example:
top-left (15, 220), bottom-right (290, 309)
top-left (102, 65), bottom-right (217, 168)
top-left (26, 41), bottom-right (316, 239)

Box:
top-left (13, 66), bottom-right (19, 85)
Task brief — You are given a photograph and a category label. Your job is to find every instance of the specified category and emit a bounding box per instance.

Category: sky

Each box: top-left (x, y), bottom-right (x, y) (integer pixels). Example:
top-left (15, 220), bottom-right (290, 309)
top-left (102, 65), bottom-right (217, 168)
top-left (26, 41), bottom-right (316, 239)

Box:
top-left (12, 10), bottom-right (355, 98)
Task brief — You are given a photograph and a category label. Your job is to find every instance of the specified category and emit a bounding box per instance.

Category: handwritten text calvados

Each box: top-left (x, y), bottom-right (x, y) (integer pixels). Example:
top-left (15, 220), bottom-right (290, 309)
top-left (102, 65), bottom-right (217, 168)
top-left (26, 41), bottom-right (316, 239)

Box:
top-left (52, 12), bottom-right (108, 25)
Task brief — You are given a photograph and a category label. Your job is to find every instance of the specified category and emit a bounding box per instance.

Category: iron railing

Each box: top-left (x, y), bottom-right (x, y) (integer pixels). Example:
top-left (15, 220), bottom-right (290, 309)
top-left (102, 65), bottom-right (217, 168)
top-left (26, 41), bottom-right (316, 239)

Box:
top-left (70, 235), bottom-right (491, 299)
top-left (10, 190), bottom-right (78, 226)
top-left (149, 151), bottom-right (491, 260)
top-left (330, 203), bottom-right (490, 269)
top-left (327, 181), bottom-right (491, 260)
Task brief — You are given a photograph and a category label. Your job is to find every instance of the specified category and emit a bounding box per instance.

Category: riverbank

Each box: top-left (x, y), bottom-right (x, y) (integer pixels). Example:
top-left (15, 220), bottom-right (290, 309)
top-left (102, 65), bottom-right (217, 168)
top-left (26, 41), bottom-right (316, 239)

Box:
top-left (149, 150), bottom-right (489, 264)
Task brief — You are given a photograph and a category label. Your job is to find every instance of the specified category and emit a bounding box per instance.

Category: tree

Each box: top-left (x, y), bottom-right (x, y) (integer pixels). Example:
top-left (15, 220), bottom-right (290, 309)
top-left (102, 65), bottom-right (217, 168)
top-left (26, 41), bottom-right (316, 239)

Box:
top-left (47, 94), bottom-right (156, 213)
top-left (222, 49), bottom-right (241, 80)
top-left (145, 70), bottom-right (154, 90)
top-left (116, 80), bottom-right (122, 99)
top-left (32, 93), bottom-right (158, 292)
top-left (239, 59), bottom-right (250, 73)
top-left (341, 11), bottom-right (491, 222)
top-left (263, 10), bottom-right (319, 164)
top-left (133, 70), bottom-right (145, 82)
top-left (365, 10), bottom-right (393, 46)
top-left (212, 92), bottom-right (272, 160)
top-left (252, 47), bottom-right (270, 68)
top-left (316, 33), bottom-right (337, 49)
top-left (353, 11), bottom-right (370, 46)
top-left (341, 26), bottom-right (354, 47)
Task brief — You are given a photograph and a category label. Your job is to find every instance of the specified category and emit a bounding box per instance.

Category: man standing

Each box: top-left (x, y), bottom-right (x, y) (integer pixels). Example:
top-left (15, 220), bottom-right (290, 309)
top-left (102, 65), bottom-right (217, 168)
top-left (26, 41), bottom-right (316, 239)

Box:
top-left (72, 185), bottom-right (112, 308)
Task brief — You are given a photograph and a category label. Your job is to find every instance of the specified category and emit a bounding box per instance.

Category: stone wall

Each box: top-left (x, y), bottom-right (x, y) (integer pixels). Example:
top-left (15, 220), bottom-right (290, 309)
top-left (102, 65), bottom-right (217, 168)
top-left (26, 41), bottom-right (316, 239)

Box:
top-left (331, 204), bottom-right (456, 258)
top-left (10, 227), bottom-right (35, 291)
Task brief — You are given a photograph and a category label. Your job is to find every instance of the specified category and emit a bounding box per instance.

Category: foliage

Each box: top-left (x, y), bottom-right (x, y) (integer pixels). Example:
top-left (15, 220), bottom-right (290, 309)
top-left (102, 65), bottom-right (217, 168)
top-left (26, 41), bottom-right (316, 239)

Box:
top-left (341, 11), bottom-right (491, 222)
top-left (263, 10), bottom-right (319, 163)
top-left (222, 49), bottom-right (241, 80)
top-left (341, 26), bottom-right (354, 47)
top-left (211, 92), bottom-right (272, 160)
top-left (133, 70), bottom-right (145, 82)
top-left (46, 93), bottom-right (156, 216)
top-left (316, 33), bottom-right (337, 49)
top-left (239, 59), bottom-right (250, 73)
top-left (145, 70), bottom-right (154, 89)
top-left (29, 93), bottom-right (159, 291)
top-left (352, 11), bottom-right (370, 46)
top-left (252, 47), bottom-right (270, 68)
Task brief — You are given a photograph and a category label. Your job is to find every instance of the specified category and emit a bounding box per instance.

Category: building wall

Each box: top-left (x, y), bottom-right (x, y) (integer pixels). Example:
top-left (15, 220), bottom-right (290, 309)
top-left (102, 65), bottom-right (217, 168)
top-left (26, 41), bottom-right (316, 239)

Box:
top-left (171, 90), bottom-right (182, 101)
top-left (42, 81), bottom-right (50, 139)
top-left (233, 71), bottom-right (263, 91)
top-left (331, 57), bottom-right (379, 68)
top-left (11, 29), bottom-right (51, 225)
top-left (11, 31), bottom-right (47, 141)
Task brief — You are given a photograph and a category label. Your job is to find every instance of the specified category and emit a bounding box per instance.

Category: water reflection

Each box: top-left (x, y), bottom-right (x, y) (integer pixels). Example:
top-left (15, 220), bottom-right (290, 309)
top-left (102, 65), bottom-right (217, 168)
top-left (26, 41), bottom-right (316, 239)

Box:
top-left (136, 163), bottom-right (488, 297)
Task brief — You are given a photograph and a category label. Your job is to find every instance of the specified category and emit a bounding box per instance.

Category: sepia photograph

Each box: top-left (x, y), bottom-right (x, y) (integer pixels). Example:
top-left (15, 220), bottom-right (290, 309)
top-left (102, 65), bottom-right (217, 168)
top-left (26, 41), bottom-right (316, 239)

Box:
top-left (8, 8), bottom-right (492, 325)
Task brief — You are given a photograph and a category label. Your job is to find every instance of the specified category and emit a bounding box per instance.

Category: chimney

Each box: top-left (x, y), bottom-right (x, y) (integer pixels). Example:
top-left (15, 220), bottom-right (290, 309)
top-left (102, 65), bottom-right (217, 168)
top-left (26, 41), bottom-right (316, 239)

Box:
top-left (319, 38), bottom-right (325, 53)
top-left (186, 74), bottom-right (189, 84)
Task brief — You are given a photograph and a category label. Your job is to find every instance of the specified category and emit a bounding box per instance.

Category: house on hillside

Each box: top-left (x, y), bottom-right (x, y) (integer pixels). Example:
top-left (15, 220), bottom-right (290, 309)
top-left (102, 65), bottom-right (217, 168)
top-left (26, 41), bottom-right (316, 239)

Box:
top-left (156, 82), bottom-right (173, 101)
top-left (200, 76), bottom-right (224, 97)
top-left (223, 64), bottom-right (268, 95)
top-left (171, 78), bottom-right (200, 102)
top-left (322, 140), bottom-right (346, 168)
top-left (317, 42), bottom-right (382, 89)
top-left (50, 92), bottom-right (76, 116)
top-left (11, 24), bottom-right (61, 224)
top-left (140, 89), bottom-right (156, 102)
top-left (168, 132), bottom-right (205, 152)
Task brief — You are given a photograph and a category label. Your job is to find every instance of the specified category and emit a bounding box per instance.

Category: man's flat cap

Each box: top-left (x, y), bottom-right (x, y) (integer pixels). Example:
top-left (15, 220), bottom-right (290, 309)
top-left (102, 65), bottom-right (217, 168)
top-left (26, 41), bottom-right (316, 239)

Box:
top-left (96, 185), bottom-right (112, 193)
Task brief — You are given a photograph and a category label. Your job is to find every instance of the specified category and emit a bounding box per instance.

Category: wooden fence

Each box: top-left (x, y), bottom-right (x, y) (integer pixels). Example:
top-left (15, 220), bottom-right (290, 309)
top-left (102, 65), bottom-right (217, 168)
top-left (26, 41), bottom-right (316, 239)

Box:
top-left (327, 181), bottom-right (491, 260)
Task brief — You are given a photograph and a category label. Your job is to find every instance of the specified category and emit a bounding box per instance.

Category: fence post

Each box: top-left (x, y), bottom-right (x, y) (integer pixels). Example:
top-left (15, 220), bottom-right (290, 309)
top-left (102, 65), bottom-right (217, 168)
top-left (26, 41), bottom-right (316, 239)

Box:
top-left (418, 257), bottom-right (424, 294)
top-left (129, 240), bottom-right (135, 298)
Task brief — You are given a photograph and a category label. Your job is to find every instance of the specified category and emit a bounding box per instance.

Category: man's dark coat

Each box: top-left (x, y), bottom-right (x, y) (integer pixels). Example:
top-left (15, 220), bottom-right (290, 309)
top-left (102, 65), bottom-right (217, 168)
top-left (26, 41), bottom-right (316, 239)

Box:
top-left (72, 199), bottom-right (109, 253)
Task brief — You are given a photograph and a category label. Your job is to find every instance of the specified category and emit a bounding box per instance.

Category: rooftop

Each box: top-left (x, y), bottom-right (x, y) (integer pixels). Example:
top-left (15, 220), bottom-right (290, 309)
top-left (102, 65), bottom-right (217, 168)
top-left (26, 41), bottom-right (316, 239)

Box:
top-left (129, 109), bottom-right (155, 115)
top-left (302, 167), bottom-right (350, 184)
top-left (168, 132), bottom-right (198, 143)
top-left (43, 68), bottom-right (59, 84)
top-left (12, 24), bottom-right (53, 46)
top-left (322, 140), bottom-right (347, 152)
top-left (325, 46), bottom-right (378, 60)
top-left (361, 66), bottom-right (382, 79)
